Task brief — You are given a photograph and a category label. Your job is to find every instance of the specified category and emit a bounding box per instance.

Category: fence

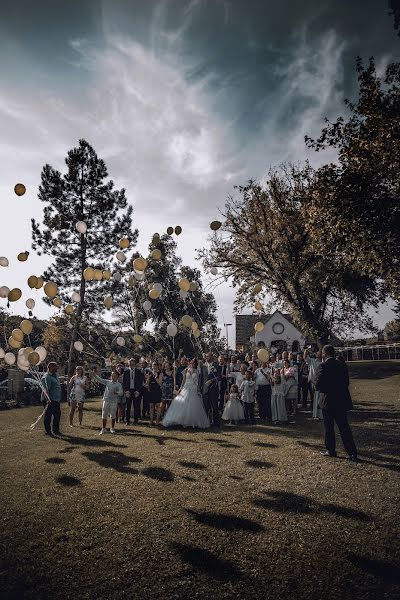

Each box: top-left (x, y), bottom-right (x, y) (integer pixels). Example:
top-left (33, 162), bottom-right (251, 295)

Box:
top-left (336, 344), bottom-right (400, 362)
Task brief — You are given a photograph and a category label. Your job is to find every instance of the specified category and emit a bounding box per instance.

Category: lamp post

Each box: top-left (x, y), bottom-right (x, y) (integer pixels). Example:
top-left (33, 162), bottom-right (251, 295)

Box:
top-left (224, 323), bottom-right (232, 354)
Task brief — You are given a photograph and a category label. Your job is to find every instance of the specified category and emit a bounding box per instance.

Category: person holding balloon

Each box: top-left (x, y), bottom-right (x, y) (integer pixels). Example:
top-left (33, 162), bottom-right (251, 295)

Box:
top-left (91, 367), bottom-right (123, 434)
top-left (41, 362), bottom-right (62, 436)
top-left (68, 366), bottom-right (88, 427)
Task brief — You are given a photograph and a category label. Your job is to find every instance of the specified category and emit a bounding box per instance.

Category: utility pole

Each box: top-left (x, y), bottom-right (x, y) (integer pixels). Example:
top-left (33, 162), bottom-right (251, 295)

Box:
top-left (224, 323), bottom-right (232, 354)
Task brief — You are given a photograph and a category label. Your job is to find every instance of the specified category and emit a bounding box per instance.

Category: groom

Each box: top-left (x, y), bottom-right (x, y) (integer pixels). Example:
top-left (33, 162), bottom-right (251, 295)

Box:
top-left (199, 352), bottom-right (220, 427)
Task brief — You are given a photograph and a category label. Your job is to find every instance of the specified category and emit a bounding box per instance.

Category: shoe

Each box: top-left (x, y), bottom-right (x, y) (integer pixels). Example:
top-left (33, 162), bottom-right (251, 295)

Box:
top-left (348, 455), bottom-right (359, 462)
top-left (53, 431), bottom-right (62, 436)
top-left (44, 431), bottom-right (54, 437)
top-left (133, 420), bottom-right (139, 425)
top-left (110, 428), bottom-right (116, 434)
top-left (125, 421), bottom-right (130, 426)
top-left (320, 451), bottom-right (337, 457)
top-left (99, 428), bottom-right (107, 435)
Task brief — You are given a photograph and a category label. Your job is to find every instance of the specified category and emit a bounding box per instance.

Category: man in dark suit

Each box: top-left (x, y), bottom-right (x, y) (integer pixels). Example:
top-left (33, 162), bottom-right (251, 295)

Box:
top-left (122, 357), bottom-right (144, 425)
top-left (199, 352), bottom-right (220, 427)
top-left (315, 345), bottom-right (357, 461)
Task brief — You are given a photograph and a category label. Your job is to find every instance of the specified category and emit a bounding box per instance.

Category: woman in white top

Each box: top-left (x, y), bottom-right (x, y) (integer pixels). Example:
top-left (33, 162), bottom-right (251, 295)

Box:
top-left (69, 366), bottom-right (88, 427)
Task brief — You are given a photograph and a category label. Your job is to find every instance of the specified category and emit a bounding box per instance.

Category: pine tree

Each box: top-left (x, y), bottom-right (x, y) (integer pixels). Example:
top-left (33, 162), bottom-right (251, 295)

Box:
top-left (32, 139), bottom-right (137, 375)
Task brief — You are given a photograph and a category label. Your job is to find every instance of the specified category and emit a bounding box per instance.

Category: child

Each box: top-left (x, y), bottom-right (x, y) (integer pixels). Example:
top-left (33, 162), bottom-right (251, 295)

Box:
top-left (271, 369), bottom-right (287, 424)
top-left (222, 384), bottom-right (244, 425)
top-left (239, 369), bottom-right (256, 424)
top-left (92, 368), bottom-right (124, 434)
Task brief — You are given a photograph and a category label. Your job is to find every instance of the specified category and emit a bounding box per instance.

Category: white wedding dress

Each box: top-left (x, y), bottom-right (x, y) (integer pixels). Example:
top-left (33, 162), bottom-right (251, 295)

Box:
top-left (162, 368), bottom-right (210, 429)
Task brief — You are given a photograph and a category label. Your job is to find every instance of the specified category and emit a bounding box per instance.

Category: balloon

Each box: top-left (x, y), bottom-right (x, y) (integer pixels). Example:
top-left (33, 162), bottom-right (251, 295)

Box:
top-left (151, 249), bottom-right (162, 261)
top-left (23, 346), bottom-right (34, 357)
top-left (133, 334), bottom-right (143, 343)
top-left (102, 270), bottom-right (111, 280)
top-left (104, 295), bottom-right (113, 308)
top-left (257, 348), bottom-right (270, 363)
top-left (14, 183), bottom-right (26, 196)
top-left (20, 320), bottom-right (33, 335)
top-left (27, 275), bottom-right (38, 288)
top-left (191, 321), bottom-right (199, 331)
top-left (153, 282), bottom-right (163, 293)
top-left (116, 251), bottom-right (126, 263)
top-left (71, 292), bottom-right (81, 303)
top-left (35, 277), bottom-right (44, 289)
top-left (210, 267), bottom-right (218, 275)
top-left (17, 251), bottom-right (29, 262)
top-left (94, 269), bottom-right (103, 281)
top-left (9, 337), bottom-right (21, 349)
top-left (142, 300), bottom-right (152, 311)
top-left (179, 290), bottom-right (188, 300)
top-left (64, 304), bottom-right (74, 315)
top-left (181, 315), bottom-right (193, 328)
top-left (25, 298), bottom-right (35, 309)
top-left (44, 281), bottom-right (58, 298)
top-left (210, 221), bottom-right (222, 231)
top-left (175, 226), bottom-right (182, 235)
top-left (35, 346), bottom-right (47, 361)
top-left (83, 267), bottom-right (95, 281)
top-left (152, 233), bottom-right (161, 245)
top-left (76, 221), bottom-right (87, 234)
top-left (74, 341), bottom-right (83, 352)
top-left (255, 301), bottom-right (263, 311)
top-left (4, 352), bottom-right (16, 365)
top-left (0, 348), bottom-right (4, 359)
top-left (17, 361), bottom-right (29, 372)
top-left (8, 288), bottom-right (22, 302)
top-left (0, 257), bottom-right (9, 267)
top-left (193, 329), bottom-right (201, 338)
top-left (112, 271), bottom-right (122, 282)
top-left (12, 328), bottom-right (24, 342)
top-left (17, 354), bottom-right (29, 367)
top-left (254, 321), bottom-right (264, 332)
top-left (253, 283), bottom-right (262, 295)
top-left (0, 286), bottom-right (10, 298)
top-left (116, 336), bottom-right (125, 346)
top-left (189, 281), bottom-right (198, 292)
top-left (28, 351), bottom-right (40, 366)
top-left (53, 297), bottom-right (62, 307)
top-left (133, 257), bottom-right (147, 271)
top-left (149, 288), bottom-right (160, 300)
top-left (119, 237), bottom-right (130, 249)
top-left (166, 227), bottom-right (174, 235)
top-left (134, 271), bottom-right (145, 281)
top-left (166, 323), bottom-right (178, 337)
top-left (178, 278), bottom-right (190, 292)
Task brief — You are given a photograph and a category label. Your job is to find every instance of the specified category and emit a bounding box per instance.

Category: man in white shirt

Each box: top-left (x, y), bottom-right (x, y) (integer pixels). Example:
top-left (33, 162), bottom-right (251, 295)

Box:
top-left (240, 369), bottom-right (256, 424)
top-left (304, 349), bottom-right (323, 419)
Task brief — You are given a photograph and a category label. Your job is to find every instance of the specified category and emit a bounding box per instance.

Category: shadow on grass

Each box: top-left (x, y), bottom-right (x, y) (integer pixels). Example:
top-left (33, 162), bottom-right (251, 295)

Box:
top-left (228, 475), bottom-right (244, 480)
top-left (117, 430), bottom-right (199, 446)
top-left (186, 509), bottom-right (264, 533)
top-left (58, 446), bottom-right (79, 454)
top-left (171, 543), bottom-right (245, 582)
top-left (253, 441), bottom-right (278, 448)
top-left (82, 450), bottom-right (142, 474)
top-left (346, 552), bottom-right (400, 583)
top-left (60, 434), bottom-right (128, 449)
top-left (56, 475), bottom-right (81, 487)
top-left (45, 457), bottom-right (65, 464)
top-left (142, 466), bottom-right (174, 482)
top-left (181, 475), bottom-right (196, 482)
top-left (178, 461), bottom-right (207, 470)
top-left (253, 490), bottom-right (373, 522)
top-left (246, 460), bottom-right (275, 469)
top-left (205, 438), bottom-right (241, 448)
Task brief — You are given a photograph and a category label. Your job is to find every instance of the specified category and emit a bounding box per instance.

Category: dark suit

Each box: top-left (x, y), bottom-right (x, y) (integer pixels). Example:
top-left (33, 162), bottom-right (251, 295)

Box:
top-left (199, 362), bottom-right (220, 426)
top-left (218, 364), bottom-right (228, 412)
top-left (122, 368), bottom-right (144, 423)
top-left (315, 358), bottom-right (357, 457)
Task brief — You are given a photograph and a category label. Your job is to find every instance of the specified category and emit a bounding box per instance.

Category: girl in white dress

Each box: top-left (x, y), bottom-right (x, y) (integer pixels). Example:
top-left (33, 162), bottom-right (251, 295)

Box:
top-left (162, 359), bottom-right (210, 429)
top-left (69, 366), bottom-right (88, 427)
top-left (222, 384), bottom-right (245, 424)
top-left (271, 370), bottom-right (288, 424)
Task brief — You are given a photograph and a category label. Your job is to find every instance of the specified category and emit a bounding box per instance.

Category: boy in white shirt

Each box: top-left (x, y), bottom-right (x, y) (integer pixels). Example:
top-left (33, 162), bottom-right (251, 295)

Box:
top-left (92, 368), bottom-right (124, 434)
top-left (239, 369), bottom-right (256, 424)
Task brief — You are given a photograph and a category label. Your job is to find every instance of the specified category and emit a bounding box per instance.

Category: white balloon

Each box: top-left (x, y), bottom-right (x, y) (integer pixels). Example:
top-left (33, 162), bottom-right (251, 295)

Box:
top-left (116, 251), bottom-right (126, 263)
top-left (153, 282), bottom-right (163, 293)
top-left (179, 290), bottom-right (188, 300)
top-left (166, 323), bottom-right (178, 337)
top-left (17, 361), bottom-right (29, 372)
top-left (18, 355), bottom-right (29, 368)
top-left (113, 271), bottom-right (122, 282)
top-left (116, 336), bottom-right (125, 346)
top-left (0, 286), bottom-right (10, 298)
top-left (0, 348), bottom-right (5, 359)
top-left (0, 257), bottom-right (9, 267)
top-left (71, 292), bottom-right (81, 303)
top-left (210, 267), bottom-right (218, 275)
top-left (35, 346), bottom-right (47, 361)
top-left (134, 271), bottom-right (145, 281)
top-left (26, 298), bottom-right (35, 309)
top-left (76, 221), bottom-right (87, 234)
top-left (74, 341), bottom-right (83, 352)
top-left (142, 300), bottom-right (152, 311)
top-left (4, 352), bottom-right (16, 365)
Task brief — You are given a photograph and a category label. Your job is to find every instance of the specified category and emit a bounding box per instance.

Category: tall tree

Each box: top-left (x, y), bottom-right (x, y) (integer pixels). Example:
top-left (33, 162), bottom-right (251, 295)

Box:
top-left (32, 139), bottom-right (137, 376)
top-left (200, 164), bottom-right (381, 347)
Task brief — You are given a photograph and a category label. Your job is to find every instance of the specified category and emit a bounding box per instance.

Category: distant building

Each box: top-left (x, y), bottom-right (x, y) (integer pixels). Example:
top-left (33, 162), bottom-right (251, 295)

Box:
top-left (235, 310), bottom-right (308, 353)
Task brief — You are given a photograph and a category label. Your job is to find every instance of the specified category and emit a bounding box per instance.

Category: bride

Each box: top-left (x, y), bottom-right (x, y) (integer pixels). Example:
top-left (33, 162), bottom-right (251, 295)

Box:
top-left (162, 359), bottom-right (210, 429)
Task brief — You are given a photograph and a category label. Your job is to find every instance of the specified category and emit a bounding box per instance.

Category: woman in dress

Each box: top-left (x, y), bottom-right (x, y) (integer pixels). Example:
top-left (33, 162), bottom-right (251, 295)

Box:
top-left (283, 359), bottom-right (298, 416)
top-left (271, 369), bottom-right (288, 424)
top-left (162, 358), bottom-right (210, 429)
top-left (156, 360), bottom-right (175, 425)
top-left (69, 366), bottom-right (88, 427)
top-left (144, 362), bottom-right (163, 426)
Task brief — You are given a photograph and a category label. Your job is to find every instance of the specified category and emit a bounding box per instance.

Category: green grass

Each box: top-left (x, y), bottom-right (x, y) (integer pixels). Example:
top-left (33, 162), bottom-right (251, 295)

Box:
top-left (0, 375), bottom-right (399, 600)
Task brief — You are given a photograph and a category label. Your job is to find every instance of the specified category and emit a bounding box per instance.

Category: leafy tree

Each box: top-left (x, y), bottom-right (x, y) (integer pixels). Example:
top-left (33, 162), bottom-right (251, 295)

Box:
top-left (200, 164), bottom-right (381, 347)
top-left (383, 319), bottom-right (400, 340)
top-left (389, 0), bottom-right (400, 35)
top-left (31, 139), bottom-right (137, 376)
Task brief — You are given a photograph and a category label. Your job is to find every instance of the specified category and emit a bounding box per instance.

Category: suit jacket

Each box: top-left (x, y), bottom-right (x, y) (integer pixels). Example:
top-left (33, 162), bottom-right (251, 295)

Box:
top-left (122, 368), bottom-right (144, 392)
top-left (199, 362), bottom-right (219, 395)
top-left (315, 358), bottom-right (353, 412)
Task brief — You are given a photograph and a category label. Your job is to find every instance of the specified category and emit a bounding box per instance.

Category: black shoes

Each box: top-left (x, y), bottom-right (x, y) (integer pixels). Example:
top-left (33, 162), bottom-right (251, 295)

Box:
top-left (44, 431), bottom-right (54, 437)
top-left (320, 451), bottom-right (337, 457)
top-left (348, 455), bottom-right (359, 462)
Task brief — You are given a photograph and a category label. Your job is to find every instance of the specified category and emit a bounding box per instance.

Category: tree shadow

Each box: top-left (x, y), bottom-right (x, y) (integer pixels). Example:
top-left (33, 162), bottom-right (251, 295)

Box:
top-left (346, 552), bottom-right (400, 583)
top-left (186, 509), bottom-right (264, 533)
top-left (118, 430), bottom-right (199, 446)
top-left (45, 457), bottom-right (65, 464)
top-left (61, 434), bottom-right (128, 449)
top-left (252, 490), bottom-right (373, 522)
top-left (178, 461), bottom-right (207, 470)
top-left (58, 446), bottom-right (78, 454)
top-left (253, 441), bottom-right (278, 448)
top-left (246, 460), bottom-right (275, 469)
top-left (171, 543), bottom-right (245, 582)
top-left (82, 450), bottom-right (142, 474)
top-left (228, 475), bottom-right (244, 480)
top-left (142, 466), bottom-right (174, 482)
top-left (205, 438), bottom-right (241, 448)
top-left (56, 474), bottom-right (81, 487)
top-left (181, 475), bottom-right (196, 482)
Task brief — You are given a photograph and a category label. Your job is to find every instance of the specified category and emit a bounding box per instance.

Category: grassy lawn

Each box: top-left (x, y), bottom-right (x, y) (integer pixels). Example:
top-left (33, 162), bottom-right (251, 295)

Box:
top-left (0, 369), bottom-right (399, 600)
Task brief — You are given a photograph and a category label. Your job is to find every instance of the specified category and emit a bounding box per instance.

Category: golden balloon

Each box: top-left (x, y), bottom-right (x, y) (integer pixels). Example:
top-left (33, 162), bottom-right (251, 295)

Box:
top-left (257, 348), bottom-right (270, 363)
top-left (44, 281), bottom-right (58, 299)
top-left (35, 277), bottom-right (44, 289)
top-left (104, 295), bottom-right (113, 309)
top-left (119, 237), bottom-right (130, 249)
top-left (64, 304), bottom-right (74, 315)
top-left (253, 283), bottom-right (262, 295)
top-left (11, 328), bottom-right (24, 342)
top-left (189, 281), bottom-right (198, 292)
top-left (9, 336), bottom-right (21, 349)
top-left (210, 221), bottom-right (222, 231)
top-left (28, 351), bottom-right (40, 365)
top-left (14, 183), bottom-right (26, 196)
top-left (181, 315), bottom-right (193, 328)
top-left (17, 251), bottom-right (29, 262)
top-left (133, 257), bottom-right (147, 272)
top-left (20, 320), bottom-right (33, 335)
top-left (83, 267), bottom-right (95, 281)
top-left (152, 233), bottom-right (161, 246)
top-left (166, 227), bottom-right (174, 235)
top-left (191, 321), bottom-right (199, 331)
top-left (151, 249), bottom-right (162, 261)
top-left (254, 321), bottom-right (264, 333)
top-left (178, 278), bottom-right (190, 292)
top-left (255, 301), bottom-right (263, 311)
top-left (149, 288), bottom-right (160, 300)
top-left (8, 288), bottom-right (22, 302)
top-left (193, 329), bottom-right (201, 338)
top-left (53, 297), bottom-right (62, 307)
top-left (94, 269), bottom-right (103, 281)
top-left (23, 346), bottom-right (34, 357)
top-left (133, 334), bottom-right (143, 344)
top-left (27, 275), bottom-right (38, 289)
top-left (175, 226), bottom-right (182, 235)
top-left (102, 270), bottom-right (111, 280)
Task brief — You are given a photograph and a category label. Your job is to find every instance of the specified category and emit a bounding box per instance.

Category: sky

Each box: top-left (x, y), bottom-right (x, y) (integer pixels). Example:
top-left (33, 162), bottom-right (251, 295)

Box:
top-left (0, 0), bottom-right (398, 347)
